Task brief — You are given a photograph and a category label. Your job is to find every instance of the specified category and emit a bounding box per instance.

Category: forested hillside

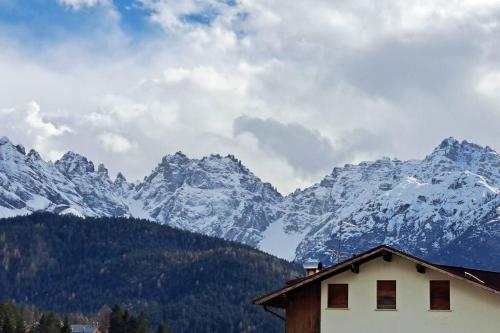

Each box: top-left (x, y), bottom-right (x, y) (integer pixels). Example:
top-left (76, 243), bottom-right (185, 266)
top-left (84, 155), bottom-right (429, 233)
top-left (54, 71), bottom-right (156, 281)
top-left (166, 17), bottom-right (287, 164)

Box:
top-left (0, 213), bottom-right (300, 333)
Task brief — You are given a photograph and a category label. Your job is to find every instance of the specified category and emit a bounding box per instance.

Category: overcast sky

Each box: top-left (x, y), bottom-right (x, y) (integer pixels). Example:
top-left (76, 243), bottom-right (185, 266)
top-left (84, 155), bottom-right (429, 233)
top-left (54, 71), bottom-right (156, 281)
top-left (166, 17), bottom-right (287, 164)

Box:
top-left (0, 0), bottom-right (499, 194)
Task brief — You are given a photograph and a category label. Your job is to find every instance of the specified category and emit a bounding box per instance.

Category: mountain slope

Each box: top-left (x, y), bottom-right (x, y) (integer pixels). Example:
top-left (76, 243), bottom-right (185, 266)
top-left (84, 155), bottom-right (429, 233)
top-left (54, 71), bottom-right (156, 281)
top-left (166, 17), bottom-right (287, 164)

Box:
top-left (0, 213), bottom-right (299, 333)
top-left (0, 136), bottom-right (498, 269)
top-left (271, 138), bottom-right (499, 265)
top-left (132, 152), bottom-right (282, 246)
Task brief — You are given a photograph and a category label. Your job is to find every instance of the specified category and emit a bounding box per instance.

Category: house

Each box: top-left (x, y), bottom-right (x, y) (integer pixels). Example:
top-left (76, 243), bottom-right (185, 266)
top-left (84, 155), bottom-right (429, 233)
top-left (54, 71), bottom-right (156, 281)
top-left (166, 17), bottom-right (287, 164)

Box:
top-left (70, 325), bottom-right (98, 333)
top-left (253, 245), bottom-right (500, 333)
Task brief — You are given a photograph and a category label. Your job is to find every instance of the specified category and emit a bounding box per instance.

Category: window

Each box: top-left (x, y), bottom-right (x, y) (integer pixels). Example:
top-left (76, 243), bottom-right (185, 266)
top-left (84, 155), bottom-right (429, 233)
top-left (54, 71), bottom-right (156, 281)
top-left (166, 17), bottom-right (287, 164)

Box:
top-left (328, 284), bottom-right (348, 308)
top-left (430, 280), bottom-right (450, 310)
top-left (377, 280), bottom-right (396, 309)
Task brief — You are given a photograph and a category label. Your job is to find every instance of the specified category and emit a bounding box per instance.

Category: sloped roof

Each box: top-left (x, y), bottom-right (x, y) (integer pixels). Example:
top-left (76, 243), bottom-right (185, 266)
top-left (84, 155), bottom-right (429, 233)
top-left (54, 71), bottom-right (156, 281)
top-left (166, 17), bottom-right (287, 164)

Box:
top-left (71, 325), bottom-right (98, 333)
top-left (253, 245), bottom-right (500, 308)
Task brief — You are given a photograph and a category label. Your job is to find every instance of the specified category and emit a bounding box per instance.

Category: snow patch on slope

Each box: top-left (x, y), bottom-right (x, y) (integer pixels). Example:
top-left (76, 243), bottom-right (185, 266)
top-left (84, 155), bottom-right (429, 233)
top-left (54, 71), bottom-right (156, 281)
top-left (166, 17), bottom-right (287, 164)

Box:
top-left (260, 220), bottom-right (308, 261)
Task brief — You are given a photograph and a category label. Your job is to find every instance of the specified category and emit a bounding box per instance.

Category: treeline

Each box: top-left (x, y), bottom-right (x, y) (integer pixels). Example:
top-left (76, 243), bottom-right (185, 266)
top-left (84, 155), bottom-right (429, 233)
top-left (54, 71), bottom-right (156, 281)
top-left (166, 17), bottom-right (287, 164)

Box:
top-left (108, 306), bottom-right (171, 333)
top-left (0, 302), bottom-right (70, 333)
top-left (0, 302), bottom-right (173, 333)
top-left (0, 213), bottom-right (300, 332)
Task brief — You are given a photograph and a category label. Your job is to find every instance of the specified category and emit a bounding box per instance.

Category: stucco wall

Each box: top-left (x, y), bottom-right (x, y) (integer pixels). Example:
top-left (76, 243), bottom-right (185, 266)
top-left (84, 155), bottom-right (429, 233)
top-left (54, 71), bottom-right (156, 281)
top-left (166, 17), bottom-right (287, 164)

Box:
top-left (320, 256), bottom-right (500, 333)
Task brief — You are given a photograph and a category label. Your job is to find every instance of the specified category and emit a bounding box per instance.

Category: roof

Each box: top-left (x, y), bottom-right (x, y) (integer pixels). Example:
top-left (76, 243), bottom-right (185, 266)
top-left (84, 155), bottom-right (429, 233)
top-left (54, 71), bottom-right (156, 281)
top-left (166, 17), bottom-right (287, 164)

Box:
top-left (253, 245), bottom-right (500, 308)
top-left (71, 325), bottom-right (98, 333)
top-left (303, 260), bottom-right (323, 270)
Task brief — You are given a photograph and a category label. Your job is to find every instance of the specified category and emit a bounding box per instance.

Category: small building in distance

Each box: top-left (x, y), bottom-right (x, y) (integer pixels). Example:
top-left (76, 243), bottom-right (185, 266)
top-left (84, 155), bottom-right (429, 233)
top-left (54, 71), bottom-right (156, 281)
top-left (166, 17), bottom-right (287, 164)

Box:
top-left (253, 245), bottom-right (500, 333)
top-left (71, 325), bottom-right (98, 333)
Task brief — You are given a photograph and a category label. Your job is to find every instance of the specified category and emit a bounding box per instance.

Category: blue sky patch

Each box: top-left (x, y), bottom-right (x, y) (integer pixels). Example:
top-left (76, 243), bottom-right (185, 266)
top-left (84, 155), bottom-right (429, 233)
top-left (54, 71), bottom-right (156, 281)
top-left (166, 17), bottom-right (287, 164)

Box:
top-left (0, 0), bottom-right (161, 46)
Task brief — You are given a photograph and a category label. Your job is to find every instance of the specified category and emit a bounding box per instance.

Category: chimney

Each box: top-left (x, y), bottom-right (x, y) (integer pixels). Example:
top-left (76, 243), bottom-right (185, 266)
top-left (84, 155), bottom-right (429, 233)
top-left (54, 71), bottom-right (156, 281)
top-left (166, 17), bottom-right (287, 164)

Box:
top-left (303, 260), bottom-right (323, 277)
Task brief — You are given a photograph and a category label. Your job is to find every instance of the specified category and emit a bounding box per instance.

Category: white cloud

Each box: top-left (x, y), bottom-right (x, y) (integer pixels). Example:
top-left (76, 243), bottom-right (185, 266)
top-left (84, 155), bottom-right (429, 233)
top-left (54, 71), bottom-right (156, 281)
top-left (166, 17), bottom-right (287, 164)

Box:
top-left (476, 71), bottom-right (500, 97)
top-left (59, 0), bottom-right (108, 10)
top-left (0, 108), bottom-right (14, 115)
top-left (0, 102), bottom-right (72, 161)
top-left (0, 0), bottom-right (500, 193)
top-left (25, 101), bottom-right (72, 137)
top-left (99, 133), bottom-right (137, 153)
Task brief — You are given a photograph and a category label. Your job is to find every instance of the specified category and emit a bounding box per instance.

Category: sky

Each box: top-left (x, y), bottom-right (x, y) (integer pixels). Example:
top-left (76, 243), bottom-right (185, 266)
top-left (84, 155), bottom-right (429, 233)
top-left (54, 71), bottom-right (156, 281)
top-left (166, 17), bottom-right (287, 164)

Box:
top-left (0, 0), bottom-right (499, 194)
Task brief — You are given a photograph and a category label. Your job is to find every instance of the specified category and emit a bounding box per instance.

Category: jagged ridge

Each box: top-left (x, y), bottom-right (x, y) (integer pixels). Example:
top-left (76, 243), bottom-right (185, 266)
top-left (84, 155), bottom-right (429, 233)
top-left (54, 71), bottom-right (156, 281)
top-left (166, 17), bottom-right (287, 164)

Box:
top-left (0, 136), bottom-right (498, 269)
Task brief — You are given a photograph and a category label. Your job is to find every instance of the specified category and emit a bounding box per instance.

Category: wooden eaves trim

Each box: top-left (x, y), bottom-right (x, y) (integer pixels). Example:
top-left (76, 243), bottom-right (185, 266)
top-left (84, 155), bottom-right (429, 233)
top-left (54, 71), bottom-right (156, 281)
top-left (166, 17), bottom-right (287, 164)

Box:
top-left (253, 245), bottom-right (500, 307)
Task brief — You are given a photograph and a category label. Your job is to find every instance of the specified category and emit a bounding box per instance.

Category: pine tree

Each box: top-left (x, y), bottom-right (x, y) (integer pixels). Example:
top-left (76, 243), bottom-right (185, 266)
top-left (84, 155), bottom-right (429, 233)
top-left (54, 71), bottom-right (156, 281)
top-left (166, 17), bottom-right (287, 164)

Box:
top-left (96, 306), bottom-right (112, 333)
top-left (125, 316), bottom-right (137, 333)
top-left (3, 317), bottom-right (15, 333)
top-left (60, 317), bottom-right (70, 333)
top-left (37, 313), bottom-right (61, 333)
top-left (136, 313), bottom-right (148, 333)
top-left (15, 317), bottom-right (25, 333)
top-left (108, 306), bottom-right (125, 333)
top-left (154, 325), bottom-right (171, 333)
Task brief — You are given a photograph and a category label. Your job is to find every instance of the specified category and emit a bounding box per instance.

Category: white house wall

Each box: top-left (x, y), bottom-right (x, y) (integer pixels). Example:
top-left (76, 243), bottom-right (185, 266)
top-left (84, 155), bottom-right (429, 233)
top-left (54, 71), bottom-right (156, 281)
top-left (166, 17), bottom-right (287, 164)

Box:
top-left (320, 255), bottom-right (500, 333)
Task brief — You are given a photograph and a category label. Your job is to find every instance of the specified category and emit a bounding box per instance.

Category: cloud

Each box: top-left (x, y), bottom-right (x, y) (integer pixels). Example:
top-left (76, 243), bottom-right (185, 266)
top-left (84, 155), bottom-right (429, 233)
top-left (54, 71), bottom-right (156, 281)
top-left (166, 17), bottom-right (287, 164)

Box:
top-left (25, 101), bottom-right (72, 138)
top-left (58, 0), bottom-right (108, 10)
top-left (234, 116), bottom-right (338, 175)
top-left (0, 0), bottom-right (500, 193)
top-left (99, 133), bottom-right (137, 153)
top-left (138, 0), bottom-right (236, 31)
top-left (234, 117), bottom-right (393, 176)
top-left (0, 102), bottom-right (72, 161)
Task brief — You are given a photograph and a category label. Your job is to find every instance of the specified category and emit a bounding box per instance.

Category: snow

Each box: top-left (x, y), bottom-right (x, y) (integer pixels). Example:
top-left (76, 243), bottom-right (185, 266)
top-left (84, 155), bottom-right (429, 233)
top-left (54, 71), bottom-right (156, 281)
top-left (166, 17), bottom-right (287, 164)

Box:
top-left (60, 207), bottom-right (85, 218)
top-left (27, 195), bottom-right (51, 210)
top-left (260, 220), bottom-right (306, 261)
top-left (0, 206), bottom-right (28, 219)
top-left (0, 136), bottom-right (499, 265)
top-left (125, 197), bottom-right (151, 220)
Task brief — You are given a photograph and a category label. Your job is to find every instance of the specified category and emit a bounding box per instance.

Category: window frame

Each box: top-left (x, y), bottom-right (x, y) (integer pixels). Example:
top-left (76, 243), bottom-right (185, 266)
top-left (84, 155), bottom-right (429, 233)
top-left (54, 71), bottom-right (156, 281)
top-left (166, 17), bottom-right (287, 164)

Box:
top-left (327, 283), bottom-right (349, 309)
top-left (430, 280), bottom-right (451, 311)
top-left (376, 280), bottom-right (397, 310)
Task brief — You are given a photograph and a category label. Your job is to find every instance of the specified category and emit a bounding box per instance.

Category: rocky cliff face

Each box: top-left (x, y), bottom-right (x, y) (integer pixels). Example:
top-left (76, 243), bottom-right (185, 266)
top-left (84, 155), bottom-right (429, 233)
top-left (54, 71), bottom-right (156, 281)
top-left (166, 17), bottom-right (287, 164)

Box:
top-left (0, 136), bottom-right (498, 269)
top-left (132, 152), bottom-right (282, 246)
top-left (271, 138), bottom-right (499, 266)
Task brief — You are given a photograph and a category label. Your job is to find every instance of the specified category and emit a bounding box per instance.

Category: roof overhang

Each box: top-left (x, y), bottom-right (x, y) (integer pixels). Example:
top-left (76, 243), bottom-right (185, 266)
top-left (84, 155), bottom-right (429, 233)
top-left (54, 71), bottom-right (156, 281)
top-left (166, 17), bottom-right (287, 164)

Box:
top-left (253, 245), bottom-right (500, 308)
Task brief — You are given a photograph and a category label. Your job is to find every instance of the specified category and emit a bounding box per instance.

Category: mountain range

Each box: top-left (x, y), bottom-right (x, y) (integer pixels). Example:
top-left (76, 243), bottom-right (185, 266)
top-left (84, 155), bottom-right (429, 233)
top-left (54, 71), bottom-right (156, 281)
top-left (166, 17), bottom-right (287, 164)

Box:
top-left (0, 136), bottom-right (498, 268)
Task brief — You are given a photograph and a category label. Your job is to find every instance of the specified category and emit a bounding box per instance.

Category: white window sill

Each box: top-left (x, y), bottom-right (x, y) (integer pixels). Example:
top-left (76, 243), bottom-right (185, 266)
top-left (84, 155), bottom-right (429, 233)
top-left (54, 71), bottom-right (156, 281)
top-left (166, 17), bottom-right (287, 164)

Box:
top-left (325, 308), bottom-right (350, 310)
top-left (428, 309), bottom-right (452, 312)
top-left (375, 308), bottom-right (397, 311)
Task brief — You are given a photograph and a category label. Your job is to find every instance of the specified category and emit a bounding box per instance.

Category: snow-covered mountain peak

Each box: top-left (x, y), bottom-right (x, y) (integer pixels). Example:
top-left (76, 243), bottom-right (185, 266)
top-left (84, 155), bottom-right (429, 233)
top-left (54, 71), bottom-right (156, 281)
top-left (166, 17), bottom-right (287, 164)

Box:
top-left (160, 151), bottom-right (190, 165)
top-left (27, 149), bottom-right (42, 161)
top-left (97, 163), bottom-right (110, 179)
top-left (132, 150), bottom-right (283, 245)
top-left (115, 172), bottom-right (127, 183)
top-left (0, 137), bottom-right (28, 161)
top-left (56, 151), bottom-right (96, 175)
top-left (426, 137), bottom-right (492, 164)
top-left (0, 135), bottom-right (499, 269)
top-left (422, 138), bottom-right (500, 185)
top-left (0, 136), bottom-right (12, 146)
top-left (267, 138), bottom-right (500, 264)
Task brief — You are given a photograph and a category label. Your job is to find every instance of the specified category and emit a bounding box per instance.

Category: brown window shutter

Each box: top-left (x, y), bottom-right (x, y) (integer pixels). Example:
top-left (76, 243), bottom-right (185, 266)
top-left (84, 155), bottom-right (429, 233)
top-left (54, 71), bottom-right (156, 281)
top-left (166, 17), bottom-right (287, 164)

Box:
top-left (430, 280), bottom-right (450, 310)
top-left (377, 280), bottom-right (396, 309)
top-left (328, 284), bottom-right (348, 308)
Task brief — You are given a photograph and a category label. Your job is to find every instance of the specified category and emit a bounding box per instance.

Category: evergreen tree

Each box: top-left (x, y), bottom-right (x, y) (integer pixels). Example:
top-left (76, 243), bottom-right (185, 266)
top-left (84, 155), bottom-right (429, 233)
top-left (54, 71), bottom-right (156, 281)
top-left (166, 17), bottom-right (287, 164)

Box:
top-left (37, 313), bottom-right (61, 333)
top-left (15, 317), bottom-right (25, 333)
top-left (125, 316), bottom-right (137, 333)
top-left (154, 325), bottom-right (171, 333)
top-left (136, 313), bottom-right (148, 333)
top-left (108, 306), bottom-right (125, 333)
top-left (3, 317), bottom-right (15, 333)
top-left (96, 306), bottom-right (111, 333)
top-left (0, 302), bottom-right (19, 326)
top-left (60, 317), bottom-right (70, 333)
